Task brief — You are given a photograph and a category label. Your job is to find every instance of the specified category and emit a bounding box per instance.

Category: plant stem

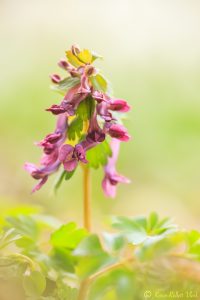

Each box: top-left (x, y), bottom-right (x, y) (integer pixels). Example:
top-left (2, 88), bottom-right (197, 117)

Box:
top-left (82, 165), bottom-right (91, 232)
top-left (77, 257), bottom-right (135, 300)
top-left (77, 279), bottom-right (89, 300)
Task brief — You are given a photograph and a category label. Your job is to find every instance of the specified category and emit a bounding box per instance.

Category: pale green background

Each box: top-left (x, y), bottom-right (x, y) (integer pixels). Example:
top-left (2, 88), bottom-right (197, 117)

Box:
top-left (0, 0), bottom-right (200, 229)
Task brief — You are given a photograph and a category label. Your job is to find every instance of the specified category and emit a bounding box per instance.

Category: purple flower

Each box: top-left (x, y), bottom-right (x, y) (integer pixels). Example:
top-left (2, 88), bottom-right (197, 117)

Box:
top-left (25, 45), bottom-right (131, 196)
top-left (107, 123), bottom-right (130, 142)
top-left (47, 74), bottom-right (91, 116)
top-left (86, 112), bottom-right (105, 143)
top-left (108, 99), bottom-right (130, 112)
top-left (46, 102), bottom-right (75, 116)
top-left (58, 59), bottom-right (80, 77)
top-left (97, 102), bottom-right (113, 122)
top-left (24, 161), bottom-right (60, 193)
top-left (59, 143), bottom-right (88, 172)
top-left (77, 74), bottom-right (91, 95)
top-left (92, 91), bottom-right (108, 103)
top-left (25, 114), bottom-right (67, 192)
top-left (102, 138), bottom-right (130, 198)
top-left (50, 74), bottom-right (61, 84)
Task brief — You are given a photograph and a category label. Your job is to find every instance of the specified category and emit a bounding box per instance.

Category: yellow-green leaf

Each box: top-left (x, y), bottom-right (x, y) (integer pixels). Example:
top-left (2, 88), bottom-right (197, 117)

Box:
top-left (90, 74), bottom-right (107, 93)
top-left (66, 50), bottom-right (84, 67)
top-left (77, 49), bottom-right (93, 64)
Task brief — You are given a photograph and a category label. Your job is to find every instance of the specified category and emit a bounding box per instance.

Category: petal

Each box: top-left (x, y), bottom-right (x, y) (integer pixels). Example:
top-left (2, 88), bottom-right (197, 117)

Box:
top-left (102, 176), bottom-right (116, 198)
top-left (50, 74), bottom-right (61, 83)
top-left (31, 176), bottom-right (48, 193)
top-left (24, 162), bottom-right (37, 174)
top-left (63, 159), bottom-right (78, 172)
top-left (112, 173), bottom-right (131, 184)
top-left (109, 99), bottom-right (131, 112)
top-left (59, 144), bottom-right (74, 162)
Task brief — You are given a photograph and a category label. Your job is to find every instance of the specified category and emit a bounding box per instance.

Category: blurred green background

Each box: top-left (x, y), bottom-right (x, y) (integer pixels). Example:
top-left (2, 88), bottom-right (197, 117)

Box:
top-left (0, 0), bottom-right (200, 230)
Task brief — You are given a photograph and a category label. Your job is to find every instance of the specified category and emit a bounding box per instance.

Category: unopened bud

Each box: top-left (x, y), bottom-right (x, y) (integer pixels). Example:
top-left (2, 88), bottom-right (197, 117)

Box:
top-left (71, 44), bottom-right (81, 56)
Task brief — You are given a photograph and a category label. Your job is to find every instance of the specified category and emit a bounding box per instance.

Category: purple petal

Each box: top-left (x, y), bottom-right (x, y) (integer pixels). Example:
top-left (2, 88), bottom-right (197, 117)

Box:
top-left (31, 176), bottom-right (48, 193)
top-left (102, 176), bottom-right (116, 198)
top-left (59, 144), bottom-right (74, 162)
top-left (63, 159), bottom-right (78, 172)
top-left (50, 74), bottom-right (61, 84)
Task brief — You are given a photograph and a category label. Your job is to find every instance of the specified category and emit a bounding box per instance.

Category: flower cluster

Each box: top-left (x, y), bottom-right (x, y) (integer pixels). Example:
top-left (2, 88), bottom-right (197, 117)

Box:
top-left (25, 45), bottom-right (131, 197)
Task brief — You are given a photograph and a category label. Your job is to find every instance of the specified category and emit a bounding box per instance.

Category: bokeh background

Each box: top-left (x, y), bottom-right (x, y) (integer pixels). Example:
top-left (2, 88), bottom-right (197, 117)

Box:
top-left (1, 0), bottom-right (200, 230)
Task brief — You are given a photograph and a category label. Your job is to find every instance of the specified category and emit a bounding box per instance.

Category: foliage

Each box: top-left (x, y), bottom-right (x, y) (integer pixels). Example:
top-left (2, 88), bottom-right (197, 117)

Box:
top-left (1, 212), bottom-right (200, 299)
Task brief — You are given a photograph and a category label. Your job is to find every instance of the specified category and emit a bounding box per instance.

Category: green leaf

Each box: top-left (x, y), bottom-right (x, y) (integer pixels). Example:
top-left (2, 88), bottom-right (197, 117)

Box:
top-left (112, 216), bottom-right (147, 245)
top-left (91, 51), bottom-right (103, 62)
top-left (74, 235), bottom-right (115, 279)
top-left (55, 280), bottom-right (78, 300)
top-left (147, 212), bottom-right (159, 232)
top-left (76, 254), bottom-right (114, 279)
top-left (90, 74), bottom-right (107, 93)
top-left (185, 230), bottom-right (200, 260)
top-left (77, 49), bottom-right (92, 64)
top-left (103, 232), bottom-right (126, 253)
top-left (76, 96), bottom-right (95, 121)
top-left (23, 271), bottom-right (46, 297)
top-left (54, 170), bottom-right (66, 193)
top-left (50, 222), bottom-right (87, 249)
top-left (51, 76), bottom-right (80, 95)
top-left (88, 269), bottom-right (135, 300)
top-left (65, 169), bottom-right (76, 180)
top-left (86, 140), bottom-right (112, 169)
top-left (50, 248), bottom-right (75, 273)
top-left (6, 215), bottom-right (39, 240)
top-left (0, 228), bottom-right (21, 250)
top-left (73, 235), bottom-right (103, 257)
top-left (68, 116), bottom-right (83, 140)
top-left (0, 255), bottom-right (29, 279)
top-left (66, 50), bottom-right (84, 68)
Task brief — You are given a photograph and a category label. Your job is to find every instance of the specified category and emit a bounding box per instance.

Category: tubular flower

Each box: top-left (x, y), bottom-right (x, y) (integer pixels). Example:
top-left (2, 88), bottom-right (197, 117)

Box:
top-left (107, 123), bottom-right (130, 142)
top-left (59, 144), bottom-right (87, 172)
top-left (86, 112), bottom-right (105, 143)
top-left (25, 45), bottom-right (131, 197)
top-left (102, 138), bottom-right (130, 198)
top-left (108, 99), bottom-right (130, 112)
top-left (25, 114), bottom-right (67, 192)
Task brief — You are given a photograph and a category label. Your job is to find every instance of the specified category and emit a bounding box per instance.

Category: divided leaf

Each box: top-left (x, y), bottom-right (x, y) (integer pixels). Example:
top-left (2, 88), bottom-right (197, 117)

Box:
top-left (77, 49), bottom-right (93, 64)
top-left (112, 213), bottom-right (177, 246)
top-left (74, 235), bottom-right (115, 279)
top-left (65, 51), bottom-right (84, 68)
top-left (76, 96), bottom-right (95, 121)
top-left (23, 271), bottom-right (46, 297)
top-left (51, 222), bottom-right (87, 249)
top-left (68, 116), bottom-right (83, 140)
top-left (51, 77), bottom-right (80, 95)
top-left (86, 139), bottom-right (112, 169)
top-left (90, 74), bottom-right (108, 93)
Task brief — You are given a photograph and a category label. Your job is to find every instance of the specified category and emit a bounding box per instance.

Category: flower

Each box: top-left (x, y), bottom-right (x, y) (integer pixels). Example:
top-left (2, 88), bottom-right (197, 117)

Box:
top-left (86, 112), bottom-right (105, 143)
top-left (50, 74), bottom-right (61, 83)
top-left (108, 99), bottom-right (130, 112)
top-left (24, 160), bottom-right (60, 193)
top-left (59, 143), bottom-right (87, 172)
top-left (107, 123), bottom-right (130, 141)
top-left (102, 138), bottom-right (130, 198)
top-left (25, 45), bottom-right (131, 196)
top-left (25, 114), bottom-right (67, 192)
top-left (96, 102), bottom-right (113, 122)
